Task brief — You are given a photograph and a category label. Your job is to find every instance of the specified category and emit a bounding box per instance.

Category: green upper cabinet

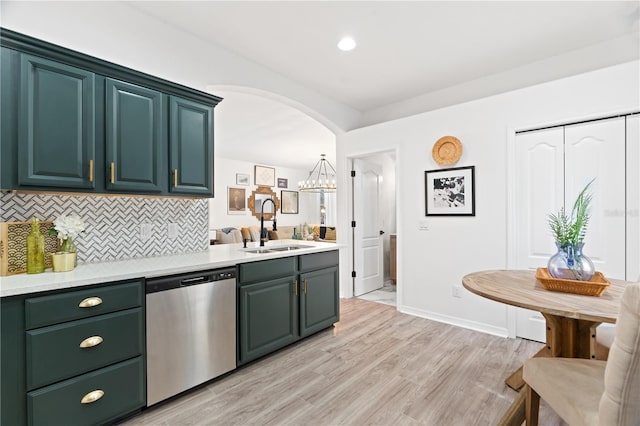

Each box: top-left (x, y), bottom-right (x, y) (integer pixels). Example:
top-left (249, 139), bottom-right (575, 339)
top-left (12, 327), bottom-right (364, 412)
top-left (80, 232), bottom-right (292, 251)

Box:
top-left (18, 54), bottom-right (95, 189)
top-left (105, 78), bottom-right (164, 193)
top-left (169, 96), bottom-right (214, 196)
top-left (0, 28), bottom-right (221, 197)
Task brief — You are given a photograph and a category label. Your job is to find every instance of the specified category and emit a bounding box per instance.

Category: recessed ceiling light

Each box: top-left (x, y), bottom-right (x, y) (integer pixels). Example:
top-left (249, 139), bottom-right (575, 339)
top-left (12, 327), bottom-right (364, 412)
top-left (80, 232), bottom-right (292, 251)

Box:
top-left (337, 37), bottom-right (356, 51)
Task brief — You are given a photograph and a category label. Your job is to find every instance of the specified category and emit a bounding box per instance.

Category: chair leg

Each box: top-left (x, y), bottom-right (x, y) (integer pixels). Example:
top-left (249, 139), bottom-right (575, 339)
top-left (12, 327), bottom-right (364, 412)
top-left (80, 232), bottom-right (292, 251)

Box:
top-left (525, 384), bottom-right (540, 426)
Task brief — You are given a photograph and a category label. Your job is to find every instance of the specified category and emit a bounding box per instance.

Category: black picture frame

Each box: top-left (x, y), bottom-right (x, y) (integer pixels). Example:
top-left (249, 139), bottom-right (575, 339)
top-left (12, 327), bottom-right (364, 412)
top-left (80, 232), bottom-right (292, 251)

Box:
top-left (277, 178), bottom-right (288, 188)
top-left (425, 166), bottom-right (475, 216)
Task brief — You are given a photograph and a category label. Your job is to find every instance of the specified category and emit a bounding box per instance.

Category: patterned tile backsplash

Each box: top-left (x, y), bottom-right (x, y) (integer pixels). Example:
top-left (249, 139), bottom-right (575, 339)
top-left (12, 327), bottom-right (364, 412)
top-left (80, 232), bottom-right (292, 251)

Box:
top-left (0, 192), bottom-right (209, 263)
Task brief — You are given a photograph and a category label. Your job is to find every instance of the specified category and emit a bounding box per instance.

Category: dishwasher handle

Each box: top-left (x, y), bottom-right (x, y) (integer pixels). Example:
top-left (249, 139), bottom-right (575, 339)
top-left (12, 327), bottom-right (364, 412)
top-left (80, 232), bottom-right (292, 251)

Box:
top-left (146, 267), bottom-right (236, 294)
top-left (180, 276), bottom-right (208, 286)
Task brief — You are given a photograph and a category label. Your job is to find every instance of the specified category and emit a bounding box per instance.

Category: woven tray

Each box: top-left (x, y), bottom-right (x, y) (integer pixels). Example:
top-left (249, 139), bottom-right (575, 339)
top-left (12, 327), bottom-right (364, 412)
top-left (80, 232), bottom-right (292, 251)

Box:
top-left (535, 268), bottom-right (610, 297)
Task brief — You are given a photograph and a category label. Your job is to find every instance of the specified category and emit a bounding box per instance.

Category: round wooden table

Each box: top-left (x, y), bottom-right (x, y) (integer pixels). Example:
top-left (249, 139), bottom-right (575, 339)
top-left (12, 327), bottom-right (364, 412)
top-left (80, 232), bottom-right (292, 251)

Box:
top-left (462, 269), bottom-right (628, 426)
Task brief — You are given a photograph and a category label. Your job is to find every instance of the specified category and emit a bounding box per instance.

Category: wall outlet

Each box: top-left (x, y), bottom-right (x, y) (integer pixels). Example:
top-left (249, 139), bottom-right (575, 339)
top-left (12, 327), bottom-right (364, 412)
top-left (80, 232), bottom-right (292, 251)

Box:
top-left (140, 223), bottom-right (152, 241)
top-left (167, 223), bottom-right (178, 239)
top-left (418, 220), bottom-right (429, 231)
top-left (452, 285), bottom-right (462, 298)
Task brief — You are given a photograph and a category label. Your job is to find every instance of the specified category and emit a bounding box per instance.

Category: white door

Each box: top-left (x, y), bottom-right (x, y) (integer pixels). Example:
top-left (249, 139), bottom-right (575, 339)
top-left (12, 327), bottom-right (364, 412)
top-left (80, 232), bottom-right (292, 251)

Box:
top-left (565, 117), bottom-right (626, 280)
top-left (514, 117), bottom-right (627, 341)
top-left (353, 158), bottom-right (384, 296)
top-left (514, 127), bottom-right (564, 342)
top-left (627, 115), bottom-right (640, 282)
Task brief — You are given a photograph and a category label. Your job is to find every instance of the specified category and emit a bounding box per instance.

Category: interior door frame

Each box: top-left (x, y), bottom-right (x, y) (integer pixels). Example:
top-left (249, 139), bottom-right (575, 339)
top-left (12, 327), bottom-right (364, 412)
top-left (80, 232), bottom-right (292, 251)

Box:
top-left (506, 108), bottom-right (638, 338)
top-left (347, 148), bottom-right (400, 305)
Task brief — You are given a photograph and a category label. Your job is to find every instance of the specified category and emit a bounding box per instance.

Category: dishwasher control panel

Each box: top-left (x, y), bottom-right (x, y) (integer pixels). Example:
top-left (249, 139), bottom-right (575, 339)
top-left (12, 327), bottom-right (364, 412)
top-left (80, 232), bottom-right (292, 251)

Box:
top-left (146, 267), bottom-right (236, 294)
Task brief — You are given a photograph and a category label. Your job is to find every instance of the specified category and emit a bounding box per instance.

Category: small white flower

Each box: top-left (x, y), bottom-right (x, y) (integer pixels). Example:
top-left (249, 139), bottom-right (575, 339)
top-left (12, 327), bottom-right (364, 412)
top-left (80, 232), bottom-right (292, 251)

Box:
top-left (53, 214), bottom-right (86, 241)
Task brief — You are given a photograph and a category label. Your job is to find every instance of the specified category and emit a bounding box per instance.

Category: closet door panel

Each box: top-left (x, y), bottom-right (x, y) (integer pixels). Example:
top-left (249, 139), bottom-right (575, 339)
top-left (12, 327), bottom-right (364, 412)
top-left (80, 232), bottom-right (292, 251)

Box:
top-left (514, 127), bottom-right (564, 343)
top-left (514, 127), bottom-right (564, 270)
top-left (627, 114), bottom-right (640, 282)
top-left (565, 117), bottom-right (626, 279)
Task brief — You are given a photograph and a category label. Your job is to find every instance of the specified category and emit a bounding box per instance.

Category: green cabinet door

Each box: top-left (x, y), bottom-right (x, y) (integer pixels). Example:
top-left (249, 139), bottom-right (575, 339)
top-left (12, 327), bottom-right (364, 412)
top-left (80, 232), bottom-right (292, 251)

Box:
top-left (238, 276), bottom-right (299, 364)
top-left (1, 296), bottom-right (27, 426)
top-left (18, 54), bottom-right (95, 188)
top-left (169, 96), bottom-right (213, 196)
top-left (300, 266), bottom-right (339, 338)
top-left (106, 78), bottom-right (164, 193)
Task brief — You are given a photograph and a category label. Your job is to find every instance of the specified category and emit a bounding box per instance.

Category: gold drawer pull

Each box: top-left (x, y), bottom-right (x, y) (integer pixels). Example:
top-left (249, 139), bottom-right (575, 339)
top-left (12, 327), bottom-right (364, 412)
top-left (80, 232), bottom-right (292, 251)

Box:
top-left (81, 389), bottom-right (104, 404)
top-left (89, 159), bottom-right (94, 183)
top-left (303, 279), bottom-right (307, 294)
top-left (79, 335), bottom-right (103, 348)
top-left (294, 279), bottom-right (298, 296)
top-left (110, 162), bottom-right (115, 184)
top-left (78, 297), bottom-right (103, 308)
top-left (173, 169), bottom-right (178, 187)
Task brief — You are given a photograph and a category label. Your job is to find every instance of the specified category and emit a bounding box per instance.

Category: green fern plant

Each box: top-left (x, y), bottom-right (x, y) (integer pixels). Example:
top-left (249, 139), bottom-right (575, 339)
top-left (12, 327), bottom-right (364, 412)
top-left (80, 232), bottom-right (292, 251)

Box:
top-left (548, 179), bottom-right (594, 248)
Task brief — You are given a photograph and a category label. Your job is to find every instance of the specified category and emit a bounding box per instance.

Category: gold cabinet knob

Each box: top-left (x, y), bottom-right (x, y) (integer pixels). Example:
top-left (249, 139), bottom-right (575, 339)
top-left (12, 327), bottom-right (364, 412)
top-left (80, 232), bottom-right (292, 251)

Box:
top-left (81, 389), bottom-right (104, 404)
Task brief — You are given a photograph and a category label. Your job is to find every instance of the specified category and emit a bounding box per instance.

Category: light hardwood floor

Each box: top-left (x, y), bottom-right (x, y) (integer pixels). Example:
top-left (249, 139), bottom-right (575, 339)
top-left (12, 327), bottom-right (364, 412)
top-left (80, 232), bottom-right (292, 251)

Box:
top-left (121, 298), bottom-right (565, 425)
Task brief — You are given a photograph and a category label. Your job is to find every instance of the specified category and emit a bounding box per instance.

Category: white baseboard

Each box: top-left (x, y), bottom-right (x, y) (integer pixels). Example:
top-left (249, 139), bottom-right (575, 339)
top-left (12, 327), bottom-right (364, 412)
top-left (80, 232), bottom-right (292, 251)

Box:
top-left (398, 305), bottom-right (509, 338)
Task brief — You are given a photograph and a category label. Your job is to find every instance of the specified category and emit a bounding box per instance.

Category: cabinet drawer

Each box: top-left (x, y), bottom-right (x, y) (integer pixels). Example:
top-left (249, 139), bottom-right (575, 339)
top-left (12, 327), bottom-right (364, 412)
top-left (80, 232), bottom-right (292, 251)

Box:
top-left (27, 357), bottom-right (144, 426)
top-left (25, 281), bottom-right (143, 329)
top-left (26, 308), bottom-right (143, 390)
top-left (239, 256), bottom-right (297, 284)
top-left (299, 250), bottom-right (338, 272)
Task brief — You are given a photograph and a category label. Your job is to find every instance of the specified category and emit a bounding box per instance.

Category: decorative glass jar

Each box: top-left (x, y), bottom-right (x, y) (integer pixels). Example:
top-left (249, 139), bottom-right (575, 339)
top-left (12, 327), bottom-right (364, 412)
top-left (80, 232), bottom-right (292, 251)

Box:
top-left (547, 242), bottom-right (595, 281)
top-left (60, 237), bottom-right (78, 267)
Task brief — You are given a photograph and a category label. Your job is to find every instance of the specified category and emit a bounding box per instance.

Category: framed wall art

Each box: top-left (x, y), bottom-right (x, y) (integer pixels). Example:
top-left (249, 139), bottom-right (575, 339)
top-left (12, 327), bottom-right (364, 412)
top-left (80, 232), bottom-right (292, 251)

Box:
top-left (425, 166), bottom-right (475, 216)
top-left (254, 165), bottom-right (275, 187)
top-left (236, 173), bottom-right (249, 185)
top-left (227, 187), bottom-right (247, 215)
top-left (277, 178), bottom-right (288, 188)
top-left (281, 190), bottom-right (299, 214)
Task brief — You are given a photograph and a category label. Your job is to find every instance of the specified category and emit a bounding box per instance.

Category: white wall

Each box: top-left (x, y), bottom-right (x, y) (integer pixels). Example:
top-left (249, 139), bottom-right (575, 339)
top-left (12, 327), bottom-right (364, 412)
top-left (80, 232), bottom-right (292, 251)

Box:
top-left (337, 61), bottom-right (640, 336)
top-left (209, 157), bottom-right (319, 230)
top-left (0, 1), bottom-right (358, 133)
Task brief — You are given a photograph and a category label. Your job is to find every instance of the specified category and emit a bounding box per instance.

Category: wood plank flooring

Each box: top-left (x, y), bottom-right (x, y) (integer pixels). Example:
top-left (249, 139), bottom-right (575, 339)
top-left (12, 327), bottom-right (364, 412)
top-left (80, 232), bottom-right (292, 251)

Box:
top-left (121, 298), bottom-right (565, 425)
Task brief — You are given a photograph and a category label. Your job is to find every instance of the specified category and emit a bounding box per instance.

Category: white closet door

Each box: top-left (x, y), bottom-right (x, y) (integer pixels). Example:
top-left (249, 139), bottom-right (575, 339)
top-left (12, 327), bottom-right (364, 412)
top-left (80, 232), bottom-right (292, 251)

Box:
top-left (565, 117), bottom-right (626, 280)
top-left (514, 127), bottom-right (564, 343)
top-left (514, 127), bottom-right (565, 270)
top-left (627, 115), bottom-right (640, 282)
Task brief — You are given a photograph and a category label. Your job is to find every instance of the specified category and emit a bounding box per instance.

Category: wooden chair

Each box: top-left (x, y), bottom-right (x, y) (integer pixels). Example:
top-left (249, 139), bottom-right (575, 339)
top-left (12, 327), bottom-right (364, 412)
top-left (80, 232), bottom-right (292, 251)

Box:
top-left (522, 283), bottom-right (640, 425)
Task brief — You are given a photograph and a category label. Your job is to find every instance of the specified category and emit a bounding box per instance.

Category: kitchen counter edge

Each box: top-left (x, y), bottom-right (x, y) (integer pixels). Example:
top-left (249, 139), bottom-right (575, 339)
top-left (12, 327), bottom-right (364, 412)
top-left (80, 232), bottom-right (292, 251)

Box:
top-left (0, 240), bottom-right (343, 298)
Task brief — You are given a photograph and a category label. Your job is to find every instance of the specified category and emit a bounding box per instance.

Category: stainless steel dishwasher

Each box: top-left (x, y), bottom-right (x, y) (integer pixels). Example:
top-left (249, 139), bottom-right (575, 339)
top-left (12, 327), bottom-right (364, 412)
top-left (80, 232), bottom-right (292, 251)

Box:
top-left (145, 267), bottom-right (236, 406)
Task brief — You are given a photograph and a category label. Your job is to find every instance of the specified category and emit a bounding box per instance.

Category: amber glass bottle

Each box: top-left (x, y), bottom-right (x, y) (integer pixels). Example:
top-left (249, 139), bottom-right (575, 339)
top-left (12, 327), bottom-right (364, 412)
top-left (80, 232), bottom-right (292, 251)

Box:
top-left (26, 218), bottom-right (45, 274)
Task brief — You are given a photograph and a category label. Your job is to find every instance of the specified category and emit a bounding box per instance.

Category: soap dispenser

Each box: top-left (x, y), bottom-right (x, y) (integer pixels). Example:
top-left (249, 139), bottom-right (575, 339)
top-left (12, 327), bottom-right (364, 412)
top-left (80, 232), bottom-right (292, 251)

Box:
top-left (26, 218), bottom-right (45, 274)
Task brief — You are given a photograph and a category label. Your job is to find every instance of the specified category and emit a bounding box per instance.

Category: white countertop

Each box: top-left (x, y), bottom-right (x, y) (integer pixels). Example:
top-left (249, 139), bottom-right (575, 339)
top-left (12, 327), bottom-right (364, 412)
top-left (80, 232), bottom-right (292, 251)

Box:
top-left (0, 240), bottom-right (342, 298)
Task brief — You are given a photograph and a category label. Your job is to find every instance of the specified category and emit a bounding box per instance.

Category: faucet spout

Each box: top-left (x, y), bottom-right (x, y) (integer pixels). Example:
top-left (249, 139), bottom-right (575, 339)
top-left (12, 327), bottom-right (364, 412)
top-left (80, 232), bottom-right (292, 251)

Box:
top-left (259, 198), bottom-right (277, 247)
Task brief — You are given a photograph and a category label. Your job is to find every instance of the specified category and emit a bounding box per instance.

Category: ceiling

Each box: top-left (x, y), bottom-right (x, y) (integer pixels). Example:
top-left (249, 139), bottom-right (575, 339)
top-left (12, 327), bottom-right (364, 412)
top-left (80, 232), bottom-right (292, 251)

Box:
top-left (124, 1), bottom-right (639, 169)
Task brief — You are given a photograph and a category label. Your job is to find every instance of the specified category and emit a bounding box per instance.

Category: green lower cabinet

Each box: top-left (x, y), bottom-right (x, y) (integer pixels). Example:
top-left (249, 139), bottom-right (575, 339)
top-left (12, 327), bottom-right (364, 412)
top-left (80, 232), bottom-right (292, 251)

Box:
top-left (300, 266), bottom-right (339, 338)
top-left (1, 280), bottom-right (145, 426)
top-left (27, 357), bottom-right (144, 426)
top-left (1, 296), bottom-right (28, 426)
top-left (26, 308), bottom-right (144, 390)
top-left (238, 276), bottom-right (298, 364)
top-left (237, 251), bottom-right (340, 366)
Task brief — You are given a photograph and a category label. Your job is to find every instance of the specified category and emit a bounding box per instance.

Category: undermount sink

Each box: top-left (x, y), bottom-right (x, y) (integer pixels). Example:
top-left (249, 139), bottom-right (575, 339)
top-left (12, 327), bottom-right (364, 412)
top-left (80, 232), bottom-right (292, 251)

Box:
top-left (268, 245), bottom-right (312, 252)
top-left (241, 244), bottom-right (312, 254)
top-left (243, 248), bottom-right (274, 254)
